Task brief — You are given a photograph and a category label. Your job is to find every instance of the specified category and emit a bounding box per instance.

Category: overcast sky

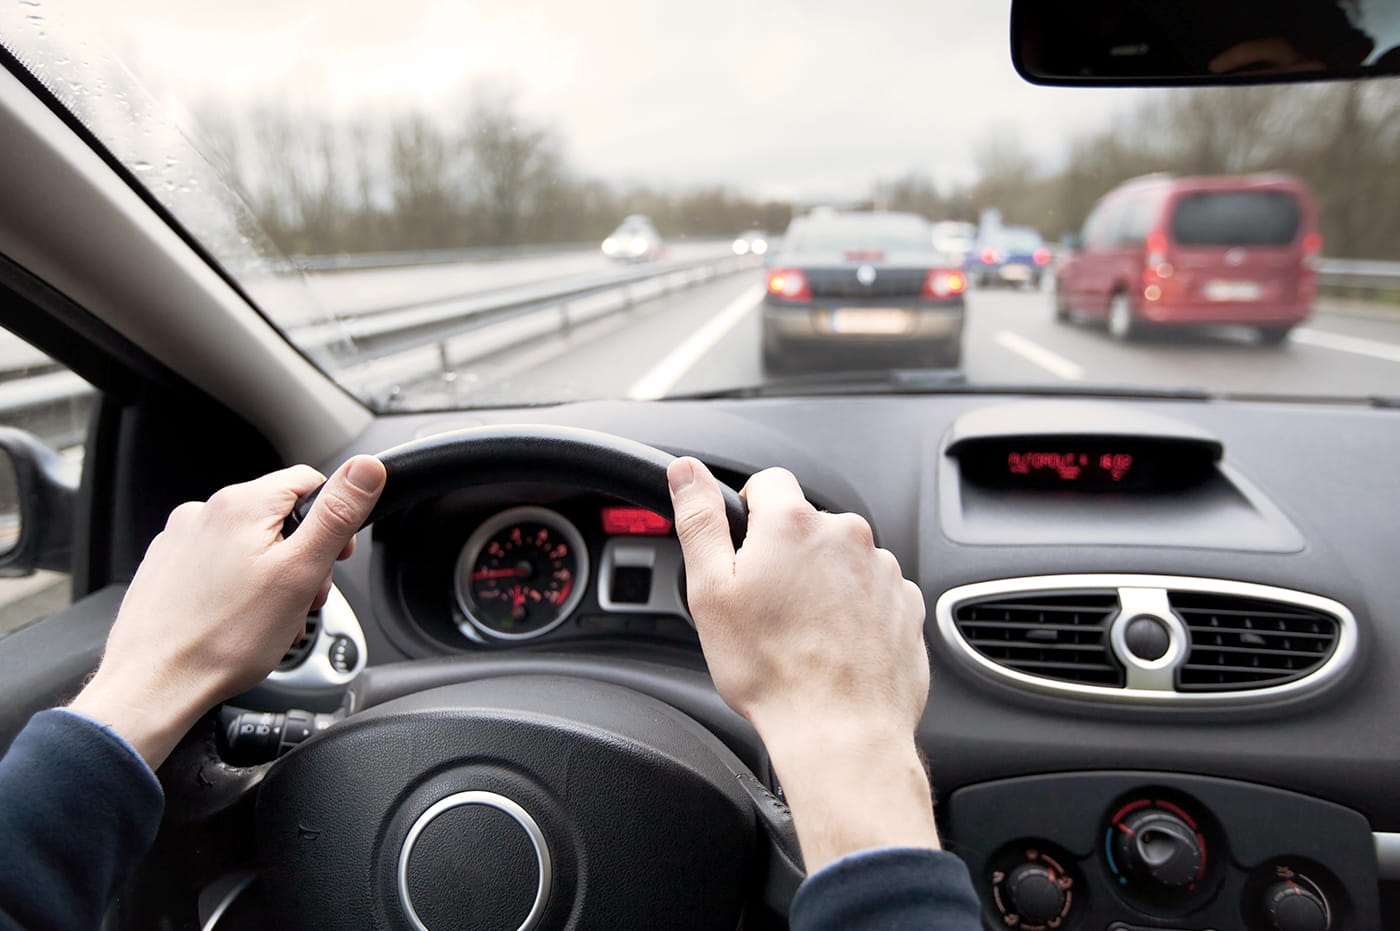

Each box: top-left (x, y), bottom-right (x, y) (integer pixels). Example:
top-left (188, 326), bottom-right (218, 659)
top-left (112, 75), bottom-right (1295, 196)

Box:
top-left (10, 0), bottom-right (1142, 201)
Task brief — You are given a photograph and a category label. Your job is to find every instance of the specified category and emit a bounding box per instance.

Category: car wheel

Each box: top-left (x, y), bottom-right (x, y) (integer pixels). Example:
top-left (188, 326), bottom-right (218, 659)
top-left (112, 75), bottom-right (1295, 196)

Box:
top-left (1054, 285), bottom-right (1072, 322)
top-left (1257, 326), bottom-right (1293, 346)
top-left (1107, 292), bottom-right (1140, 342)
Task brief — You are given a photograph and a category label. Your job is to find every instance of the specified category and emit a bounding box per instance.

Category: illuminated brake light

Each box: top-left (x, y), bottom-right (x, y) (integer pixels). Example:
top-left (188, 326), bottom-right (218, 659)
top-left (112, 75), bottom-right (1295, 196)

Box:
top-left (767, 268), bottom-right (812, 301)
top-left (923, 269), bottom-right (967, 299)
top-left (1145, 231), bottom-right (1168, 267)
top-left (1033, 247), bottom-right (1051, 266)
top-left (980, 248), bottom-right (999, 265)
top-left (1303, 232), bottom-right (1323, 270)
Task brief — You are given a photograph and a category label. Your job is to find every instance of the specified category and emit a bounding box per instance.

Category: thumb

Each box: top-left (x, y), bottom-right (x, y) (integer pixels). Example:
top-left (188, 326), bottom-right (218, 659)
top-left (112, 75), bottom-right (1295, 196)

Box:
top-left (292, 455), bottom-right (386, 566)
top-left (668, 457), bottom-right (736, 603)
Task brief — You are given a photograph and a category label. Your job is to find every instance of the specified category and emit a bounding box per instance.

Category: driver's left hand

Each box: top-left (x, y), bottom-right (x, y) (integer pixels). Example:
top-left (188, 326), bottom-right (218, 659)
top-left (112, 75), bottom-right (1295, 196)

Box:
top-left (68, 455), bottom-right (385, 769)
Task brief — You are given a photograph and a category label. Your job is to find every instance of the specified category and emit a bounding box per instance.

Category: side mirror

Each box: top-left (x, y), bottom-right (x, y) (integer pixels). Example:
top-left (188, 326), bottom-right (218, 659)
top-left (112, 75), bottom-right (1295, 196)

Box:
top-left (0, 427), bottom-right (78, 577)
top-left (1062, 233), bottom-right (1083, 252)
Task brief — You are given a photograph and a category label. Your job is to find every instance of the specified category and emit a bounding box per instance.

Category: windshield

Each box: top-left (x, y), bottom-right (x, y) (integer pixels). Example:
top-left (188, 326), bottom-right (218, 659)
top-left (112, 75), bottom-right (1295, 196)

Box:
top-left (2, 2), bottom-right (1399, 407)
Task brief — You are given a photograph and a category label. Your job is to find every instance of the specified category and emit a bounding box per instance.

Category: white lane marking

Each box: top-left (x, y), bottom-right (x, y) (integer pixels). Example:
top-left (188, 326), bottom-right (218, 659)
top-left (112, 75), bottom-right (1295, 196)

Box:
top-left (1292, 327), bottom-right (1400, 364)
top-left (627, 284), bottom-right (765, 399)
top-left (993, 330), bottom-right (1086, 381)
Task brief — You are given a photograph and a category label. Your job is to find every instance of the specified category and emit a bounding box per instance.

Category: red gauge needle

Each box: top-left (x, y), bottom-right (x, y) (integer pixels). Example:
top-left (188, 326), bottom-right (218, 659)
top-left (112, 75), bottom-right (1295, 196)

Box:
top-left (512, 586), bottom-right (526, 612)
top-left (472, 567), bottom-right (530, 580)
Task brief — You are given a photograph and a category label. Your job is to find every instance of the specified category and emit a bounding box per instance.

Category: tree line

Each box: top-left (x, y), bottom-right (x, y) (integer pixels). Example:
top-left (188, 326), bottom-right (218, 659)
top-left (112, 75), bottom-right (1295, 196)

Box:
top-left (197, 88), bottom-right (790, 257)
top-left (874, 81), bottom-right (1400, 260)
top-left (200, 81), bottom-right (1400, 261)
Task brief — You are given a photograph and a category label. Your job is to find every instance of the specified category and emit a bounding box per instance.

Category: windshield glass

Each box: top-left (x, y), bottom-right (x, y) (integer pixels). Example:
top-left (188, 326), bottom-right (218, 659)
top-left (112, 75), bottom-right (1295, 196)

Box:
top-left (2, 1), bottom-right (1399, 407)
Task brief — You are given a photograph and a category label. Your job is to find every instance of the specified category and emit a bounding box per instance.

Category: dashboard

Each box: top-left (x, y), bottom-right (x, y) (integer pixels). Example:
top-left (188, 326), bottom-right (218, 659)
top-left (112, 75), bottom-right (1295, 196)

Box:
top-left (260, 392), bottom-right (1400, 929)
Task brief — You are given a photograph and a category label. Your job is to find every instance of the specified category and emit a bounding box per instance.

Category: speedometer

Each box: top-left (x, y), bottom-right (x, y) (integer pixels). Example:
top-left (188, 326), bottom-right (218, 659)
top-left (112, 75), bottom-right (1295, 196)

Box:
top-left (453, 506), bottom-right (590, 640)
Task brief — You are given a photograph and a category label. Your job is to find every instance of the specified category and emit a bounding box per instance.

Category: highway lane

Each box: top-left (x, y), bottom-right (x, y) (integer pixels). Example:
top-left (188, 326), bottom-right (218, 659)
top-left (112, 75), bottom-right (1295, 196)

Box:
top-left (441, 272), bottom-right (1400, 407)
top-left (246, 239), bottom-right (736, 327)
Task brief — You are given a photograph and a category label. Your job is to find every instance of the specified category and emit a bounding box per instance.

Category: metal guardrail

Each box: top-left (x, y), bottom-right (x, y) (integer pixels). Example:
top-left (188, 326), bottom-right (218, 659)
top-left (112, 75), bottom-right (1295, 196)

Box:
top-left (287, 241), bottom-right (602, 273)
top-left (1316, 259), bottom-right (1400, 292)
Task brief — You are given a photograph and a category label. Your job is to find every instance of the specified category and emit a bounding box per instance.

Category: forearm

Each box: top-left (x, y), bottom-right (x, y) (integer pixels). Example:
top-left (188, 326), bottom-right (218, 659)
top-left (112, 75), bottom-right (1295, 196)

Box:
top-left (760, 724), bottom-right (941, 874)
top-left (67, 666), bottom-right (215, 771)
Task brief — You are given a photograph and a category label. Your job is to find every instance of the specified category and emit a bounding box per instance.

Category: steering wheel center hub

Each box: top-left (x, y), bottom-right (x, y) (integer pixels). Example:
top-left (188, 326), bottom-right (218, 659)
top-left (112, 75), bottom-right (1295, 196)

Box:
top-left (399, 791), bottom-right (552, 931)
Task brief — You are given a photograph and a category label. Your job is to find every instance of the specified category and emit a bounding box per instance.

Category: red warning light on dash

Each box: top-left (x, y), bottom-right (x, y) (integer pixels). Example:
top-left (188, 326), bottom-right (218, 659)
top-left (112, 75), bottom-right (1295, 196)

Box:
top-left (601, 506), bottom-right (674, 536)
top-left (1006, 451), bottom-right (1135, 482)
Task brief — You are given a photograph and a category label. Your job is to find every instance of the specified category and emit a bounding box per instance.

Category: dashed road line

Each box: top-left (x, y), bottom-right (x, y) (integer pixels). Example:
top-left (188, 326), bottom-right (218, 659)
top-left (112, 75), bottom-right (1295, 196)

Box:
top-left (1291, 327), bottom-right (1400, 364)
top-left (627, 284), bottom-right (764, 399)
top-left (993, 330), bottom-right (1087, 381)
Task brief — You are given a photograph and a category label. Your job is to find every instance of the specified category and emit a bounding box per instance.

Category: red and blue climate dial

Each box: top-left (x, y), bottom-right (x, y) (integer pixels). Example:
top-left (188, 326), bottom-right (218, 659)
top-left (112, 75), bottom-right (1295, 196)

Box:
top-left (453, 506), bottom-right (590, 640)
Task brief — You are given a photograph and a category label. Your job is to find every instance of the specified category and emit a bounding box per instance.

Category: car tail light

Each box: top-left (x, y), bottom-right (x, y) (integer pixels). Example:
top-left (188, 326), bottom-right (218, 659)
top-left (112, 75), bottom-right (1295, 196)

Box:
top-left (1145, 231), bottom-right (1168, 267)
top-left (980, 248), bottom-right (999, 265)
top-left (1033, 248), bottom-right (1051, 266)
top-left (767, 268), bottom-right (812, 301)
top-left (844, 250), bottom-right (885, 262)
top-left (1303, 232), bottom-right (1323, 269)
top-left (923, 269), bottom-right (968, 299)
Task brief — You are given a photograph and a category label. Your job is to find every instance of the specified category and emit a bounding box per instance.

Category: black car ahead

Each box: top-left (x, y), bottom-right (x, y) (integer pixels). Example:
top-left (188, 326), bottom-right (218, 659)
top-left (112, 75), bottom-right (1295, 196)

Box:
top-left (762, 211), bottom-right (967, 372)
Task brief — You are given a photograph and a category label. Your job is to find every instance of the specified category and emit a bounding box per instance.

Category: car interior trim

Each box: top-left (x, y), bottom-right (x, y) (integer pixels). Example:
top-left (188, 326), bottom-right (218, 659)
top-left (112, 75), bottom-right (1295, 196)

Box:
top-left (266, 585), bottom-right (367, 689)
top-left (596, 536), bottom-right (690, 621)
top-left (198, 871), bottom-right (256, 931)
top-left (935, 574), bottom-right (1357, 705)
top-left (397, 790), bottom-right (552, 931)
top-left (0, 64), bottom-right (369, 464)
top-left (1376, 833), bottom-right (1400, 881)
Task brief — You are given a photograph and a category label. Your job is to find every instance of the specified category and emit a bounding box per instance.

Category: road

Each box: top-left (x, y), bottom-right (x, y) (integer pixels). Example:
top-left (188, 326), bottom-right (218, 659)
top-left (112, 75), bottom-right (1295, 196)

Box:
top-left (412, 272), bottom-right (1400, 407)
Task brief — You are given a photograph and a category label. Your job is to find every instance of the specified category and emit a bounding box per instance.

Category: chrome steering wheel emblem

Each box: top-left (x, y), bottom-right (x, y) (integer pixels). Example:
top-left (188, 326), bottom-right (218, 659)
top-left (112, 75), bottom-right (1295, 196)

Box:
top-left (856, 264), bottom-right (877, 285)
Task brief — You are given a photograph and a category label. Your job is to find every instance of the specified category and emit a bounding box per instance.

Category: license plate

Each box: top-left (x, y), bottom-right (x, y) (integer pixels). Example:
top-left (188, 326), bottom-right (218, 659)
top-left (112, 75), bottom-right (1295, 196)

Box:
top-left (1001, 263), bottom-right (1031, 281)
top-left (829, 308), bottom-right (910, 334)
top-left (1203, 280), bottom-right (1262, 301)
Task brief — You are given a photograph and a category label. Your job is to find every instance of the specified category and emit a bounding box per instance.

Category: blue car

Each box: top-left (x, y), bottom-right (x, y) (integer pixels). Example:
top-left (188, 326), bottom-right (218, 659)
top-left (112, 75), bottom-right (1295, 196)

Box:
top-left (967, 226), bottom-right (1051, 288)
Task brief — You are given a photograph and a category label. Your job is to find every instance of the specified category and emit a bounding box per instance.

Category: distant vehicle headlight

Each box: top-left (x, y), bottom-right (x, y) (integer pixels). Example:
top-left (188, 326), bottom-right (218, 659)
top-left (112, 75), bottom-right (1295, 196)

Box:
top-left (630, 237), bottom-right (649, 254)
top-left (732, 238), bottom-right (749, 255)
top-left (603, 237), bottom-right (619, 255)
top-left (751, 239), bottom-right (768, 255)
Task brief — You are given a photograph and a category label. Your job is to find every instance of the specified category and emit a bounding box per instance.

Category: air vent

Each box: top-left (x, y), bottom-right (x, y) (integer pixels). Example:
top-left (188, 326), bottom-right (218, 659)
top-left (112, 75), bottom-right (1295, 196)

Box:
top-left (1172, 592), bottom-right (1340, 691)
top-left (952, 592), bottom-right (1123, 686)
top-left (277, 612), bottom-right (321, 671)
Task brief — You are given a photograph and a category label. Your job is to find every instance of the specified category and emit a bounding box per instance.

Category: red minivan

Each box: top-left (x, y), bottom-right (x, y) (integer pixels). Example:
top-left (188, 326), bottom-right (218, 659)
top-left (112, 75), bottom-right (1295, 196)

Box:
top-left (1056, 173), bottom-right (1321, 344)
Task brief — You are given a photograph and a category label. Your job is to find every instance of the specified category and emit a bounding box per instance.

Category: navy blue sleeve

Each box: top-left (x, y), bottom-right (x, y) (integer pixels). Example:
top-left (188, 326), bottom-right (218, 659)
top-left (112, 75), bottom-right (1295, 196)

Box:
top-left (0, 709), bottom-right (164, 931)
top-left (790, 847), bottom-right (982, 931)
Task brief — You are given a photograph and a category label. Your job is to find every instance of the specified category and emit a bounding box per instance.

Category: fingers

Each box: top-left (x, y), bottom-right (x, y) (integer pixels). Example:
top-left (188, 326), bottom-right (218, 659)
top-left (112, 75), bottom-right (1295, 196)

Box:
top-left (309, 569), bottom-right (334, 613)
top-left (741, 468), bottom-right (815, 533)
top-left (668, 458), bottom-right (737, 604)
top-left (289, 455), bottom-right (386, 566)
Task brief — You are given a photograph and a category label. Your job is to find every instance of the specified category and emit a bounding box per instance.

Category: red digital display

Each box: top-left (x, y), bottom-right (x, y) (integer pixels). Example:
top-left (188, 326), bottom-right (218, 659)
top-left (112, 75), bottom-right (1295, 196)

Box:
top-left (1007, 451), bottom-right (1135, 483)
top-left (601, 506), bottom-right (674, 536)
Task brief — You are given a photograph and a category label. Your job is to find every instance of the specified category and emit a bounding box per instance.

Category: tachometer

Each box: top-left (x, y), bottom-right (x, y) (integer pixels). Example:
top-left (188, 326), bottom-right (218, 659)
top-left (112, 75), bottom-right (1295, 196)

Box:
top-left (453, 506), bottom-right (590, 640)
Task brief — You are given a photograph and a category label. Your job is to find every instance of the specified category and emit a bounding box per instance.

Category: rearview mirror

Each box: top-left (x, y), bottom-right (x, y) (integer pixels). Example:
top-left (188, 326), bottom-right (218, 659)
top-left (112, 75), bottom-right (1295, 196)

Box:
top-left (0, 428), bottom-right (77, 577)
top-left (1011, 0), bottom-right (1400, 85)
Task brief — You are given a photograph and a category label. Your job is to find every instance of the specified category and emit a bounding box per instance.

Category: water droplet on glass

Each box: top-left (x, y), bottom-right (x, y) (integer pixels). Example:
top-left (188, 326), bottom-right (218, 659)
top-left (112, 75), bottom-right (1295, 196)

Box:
top-left (161, 179), bottom-right (176, 191)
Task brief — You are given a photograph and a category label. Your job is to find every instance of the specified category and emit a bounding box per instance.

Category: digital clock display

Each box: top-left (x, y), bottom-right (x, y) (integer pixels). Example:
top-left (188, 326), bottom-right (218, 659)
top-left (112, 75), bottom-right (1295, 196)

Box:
top-left (1007, 450), bottom-right (1135, 483)
top-left (952, 436), bottom-right (1219, 493)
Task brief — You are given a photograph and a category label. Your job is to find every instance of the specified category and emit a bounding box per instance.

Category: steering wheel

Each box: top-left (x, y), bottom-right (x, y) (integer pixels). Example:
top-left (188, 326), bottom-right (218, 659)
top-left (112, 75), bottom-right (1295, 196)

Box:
top-left (180, 426), bottom-right (802, 930)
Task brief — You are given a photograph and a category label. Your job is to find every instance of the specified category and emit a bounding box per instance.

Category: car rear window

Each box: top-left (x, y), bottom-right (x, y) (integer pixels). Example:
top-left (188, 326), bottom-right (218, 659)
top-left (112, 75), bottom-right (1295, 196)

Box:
top-left (999, 229), bottom-right (1043, 252)
top-left (793, 218), bottom-right (932, 252)
top-left (1169, 191), bottom-right (1301, 247)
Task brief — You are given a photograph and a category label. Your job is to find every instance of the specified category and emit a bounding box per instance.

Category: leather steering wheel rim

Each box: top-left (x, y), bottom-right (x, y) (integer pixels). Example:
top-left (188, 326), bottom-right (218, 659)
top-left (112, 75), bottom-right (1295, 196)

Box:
top-left (284, 424), bottom-right (748, 547)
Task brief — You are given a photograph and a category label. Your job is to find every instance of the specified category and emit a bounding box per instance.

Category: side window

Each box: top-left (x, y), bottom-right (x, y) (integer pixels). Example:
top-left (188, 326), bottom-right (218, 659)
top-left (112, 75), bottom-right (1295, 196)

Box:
top-left (1085, 199), bottom-right (1122, 248)
top-left (0, 328), bottom-right (93, 641)
top-left (1114, 195), bottom-right (1158, 247)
